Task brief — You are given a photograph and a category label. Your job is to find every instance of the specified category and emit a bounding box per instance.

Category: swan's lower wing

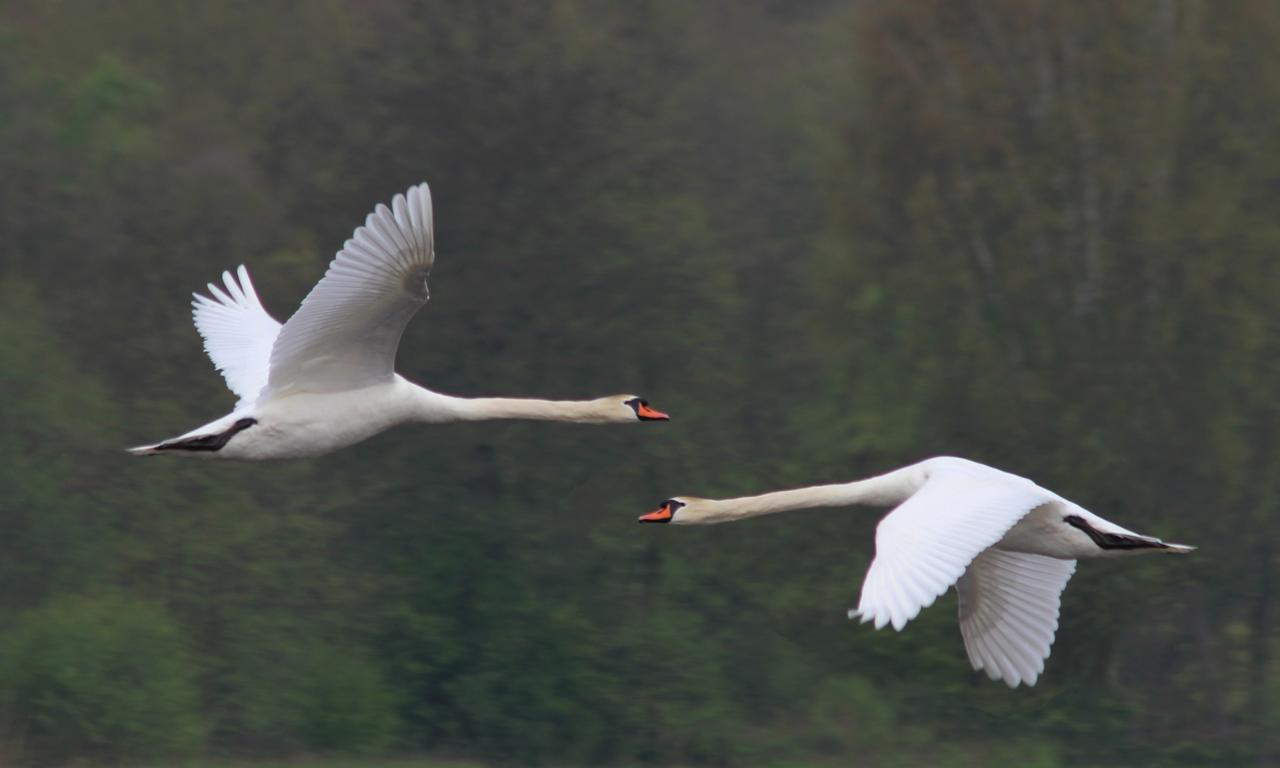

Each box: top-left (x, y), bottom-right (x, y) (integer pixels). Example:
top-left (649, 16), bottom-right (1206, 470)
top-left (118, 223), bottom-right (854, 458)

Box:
top-left (853, 469), bottom-right (1057, 632)
top-left (266, 183), bottom-right (435, 395)
top-left (192, 265), bottom-right (282, 407)
top-left (956, 549), bottom-right (1077, 688)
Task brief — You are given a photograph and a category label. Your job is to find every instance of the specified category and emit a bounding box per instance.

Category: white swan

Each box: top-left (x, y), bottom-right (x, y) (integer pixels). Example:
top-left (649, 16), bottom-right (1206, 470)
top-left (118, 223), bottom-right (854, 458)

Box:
top-left (129, 182), bottom-right (669, 460)
top-left (639, 456), bottom-right (1192, 687)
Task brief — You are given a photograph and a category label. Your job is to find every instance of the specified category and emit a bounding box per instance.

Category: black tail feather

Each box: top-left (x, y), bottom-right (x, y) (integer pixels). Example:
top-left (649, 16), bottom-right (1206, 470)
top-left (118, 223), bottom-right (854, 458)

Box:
top-left (154, 418), bottom-right (257, 453)
top-left (1064, 514), bottom-right (1171, 551)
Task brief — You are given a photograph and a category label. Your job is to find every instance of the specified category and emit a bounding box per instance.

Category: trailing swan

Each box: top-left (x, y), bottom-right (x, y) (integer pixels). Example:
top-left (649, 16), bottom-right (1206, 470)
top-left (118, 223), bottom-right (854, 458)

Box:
top-left (639, 456), bottom-right (1192, 687)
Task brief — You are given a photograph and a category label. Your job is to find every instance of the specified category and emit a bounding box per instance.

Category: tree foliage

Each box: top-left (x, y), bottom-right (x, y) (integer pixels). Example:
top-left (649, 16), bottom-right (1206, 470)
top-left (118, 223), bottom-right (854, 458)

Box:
top-left (2, 1), bottom-right (1278, 765)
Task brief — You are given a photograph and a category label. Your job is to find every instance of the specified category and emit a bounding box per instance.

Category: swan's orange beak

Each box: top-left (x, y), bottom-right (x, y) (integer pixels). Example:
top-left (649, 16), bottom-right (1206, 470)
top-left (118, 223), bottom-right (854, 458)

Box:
top-left (638, 505), bottom-right (673, 523)
top-left (636, 403), bottom-right (669, 421)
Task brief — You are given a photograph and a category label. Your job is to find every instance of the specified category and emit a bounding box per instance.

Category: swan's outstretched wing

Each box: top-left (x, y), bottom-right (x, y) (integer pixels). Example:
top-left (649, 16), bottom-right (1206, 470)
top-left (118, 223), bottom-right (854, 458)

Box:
top-left (192, 265), bottom-right (283, 408)
top-left (852, 465), bottom-right (1056, 632)
top-left (266, 183), bottom-right (435, 395)
top-left (956, 549), bottom-right (1076, 688)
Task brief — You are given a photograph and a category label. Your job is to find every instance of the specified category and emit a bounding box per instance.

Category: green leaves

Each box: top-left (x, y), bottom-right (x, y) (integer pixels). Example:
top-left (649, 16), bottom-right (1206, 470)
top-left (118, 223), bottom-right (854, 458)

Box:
top-left (0, 594), bottom-right (204, 761)
top-left (2, 1), bottom-right (1279, 765)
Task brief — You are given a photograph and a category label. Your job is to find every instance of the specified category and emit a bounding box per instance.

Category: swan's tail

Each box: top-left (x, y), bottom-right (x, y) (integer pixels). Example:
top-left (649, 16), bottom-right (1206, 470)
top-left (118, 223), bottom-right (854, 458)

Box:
top-left (1094, 532), bottom-right (1196, 554)
top-left (125, 417), bottom-right (257, 456)
top-left (1064, 515), bottom-right (1195, 554)
top-left (125, 437), bottom-right (220, 456)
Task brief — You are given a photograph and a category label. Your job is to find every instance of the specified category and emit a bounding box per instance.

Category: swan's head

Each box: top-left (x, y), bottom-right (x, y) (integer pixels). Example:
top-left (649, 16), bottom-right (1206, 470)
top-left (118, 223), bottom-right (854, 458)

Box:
top-left (638, 497), bottom-right (690, 524)
top-left (619, 396), bottom-right (670, 422)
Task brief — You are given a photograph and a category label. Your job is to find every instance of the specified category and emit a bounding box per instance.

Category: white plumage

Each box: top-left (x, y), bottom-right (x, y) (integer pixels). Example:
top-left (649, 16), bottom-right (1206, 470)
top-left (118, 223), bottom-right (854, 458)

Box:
top-left (266, 184), bottom-right (436, 395)
top-left (130, 182), bottom-right (668, 460)
top-left (192, 265), bottom-right (282, 408)
top-left (956, 549), bottom-right (1076, 687)
top-left (641, 456), bottom-right (1193, 688)
top-left (855, 468), bottom-right (1047, 632)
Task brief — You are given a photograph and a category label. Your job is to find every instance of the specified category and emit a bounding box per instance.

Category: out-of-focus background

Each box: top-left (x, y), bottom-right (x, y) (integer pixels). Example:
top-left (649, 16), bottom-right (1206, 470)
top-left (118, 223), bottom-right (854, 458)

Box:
top-left (3, 1), bottom-right (1278, 766)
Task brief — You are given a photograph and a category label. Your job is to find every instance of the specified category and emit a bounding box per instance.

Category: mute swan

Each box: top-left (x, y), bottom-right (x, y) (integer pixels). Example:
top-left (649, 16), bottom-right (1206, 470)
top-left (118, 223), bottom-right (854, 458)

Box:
top-left (129, 182), bottom-right (669, 460)
top-left (639, 456), bottom-right (1192, 687)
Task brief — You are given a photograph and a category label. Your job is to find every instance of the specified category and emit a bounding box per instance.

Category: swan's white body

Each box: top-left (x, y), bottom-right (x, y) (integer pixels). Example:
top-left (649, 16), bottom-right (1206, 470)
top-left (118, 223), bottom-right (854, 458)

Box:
top-left (642, 456), bottom-right (1193, 688)
top-left (130, 183), bottom-right (666, 460)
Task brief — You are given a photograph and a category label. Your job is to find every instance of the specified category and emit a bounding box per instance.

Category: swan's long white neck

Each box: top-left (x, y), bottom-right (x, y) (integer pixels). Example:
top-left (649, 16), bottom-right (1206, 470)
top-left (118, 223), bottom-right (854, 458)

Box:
top-left (403, 381), bottom-right (630, 424)
top-left (681, 465), bottom-right (925, 524)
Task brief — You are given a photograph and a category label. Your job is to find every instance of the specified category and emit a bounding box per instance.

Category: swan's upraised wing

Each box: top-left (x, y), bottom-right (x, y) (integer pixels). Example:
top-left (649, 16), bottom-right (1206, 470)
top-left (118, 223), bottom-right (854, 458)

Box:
top-left (192, 265), bottom-right (283, 408)
top-left (266, 183), bottom-right (435, 395)
top-left (852, 463), bottom-right (1056, 632)
top-left (957, 549), bottom-right (1076, 688)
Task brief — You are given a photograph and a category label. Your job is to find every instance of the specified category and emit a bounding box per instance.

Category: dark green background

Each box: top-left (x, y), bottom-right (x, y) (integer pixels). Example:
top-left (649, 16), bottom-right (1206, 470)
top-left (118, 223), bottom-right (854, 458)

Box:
top-left (2, 1), bottom-right (1276, 765)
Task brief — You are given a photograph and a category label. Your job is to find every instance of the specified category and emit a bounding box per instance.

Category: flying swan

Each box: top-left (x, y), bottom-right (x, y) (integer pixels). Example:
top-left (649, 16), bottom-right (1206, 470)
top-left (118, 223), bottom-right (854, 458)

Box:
top-left (639, 456), bottom-right (1192, 687)
top-left (129, 182), bottom-right (669, 460)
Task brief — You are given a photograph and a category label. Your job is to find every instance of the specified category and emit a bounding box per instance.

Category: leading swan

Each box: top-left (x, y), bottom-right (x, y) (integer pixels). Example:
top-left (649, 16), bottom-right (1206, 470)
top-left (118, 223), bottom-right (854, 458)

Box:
top-left (130, 182), bottom-right (668, 460)
top-left (639, 456), bottom-right (1192, 687)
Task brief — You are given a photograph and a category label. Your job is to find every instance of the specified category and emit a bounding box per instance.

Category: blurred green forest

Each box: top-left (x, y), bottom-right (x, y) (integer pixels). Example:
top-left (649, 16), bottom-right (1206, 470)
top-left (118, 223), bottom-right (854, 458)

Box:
top-left (2, 0), bottom-right (1279, 765)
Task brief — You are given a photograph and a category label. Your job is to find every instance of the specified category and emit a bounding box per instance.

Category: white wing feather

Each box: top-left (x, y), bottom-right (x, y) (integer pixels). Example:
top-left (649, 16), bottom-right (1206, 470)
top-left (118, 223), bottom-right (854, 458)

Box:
top-left (191, 265), bottom-right (282, 408)
top-left (266, 182), bottom-right (435, 395)
top-left (957, 549), bottom-right (1076, 688)
top-left (853, 464), bottom-right (1057, 632)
